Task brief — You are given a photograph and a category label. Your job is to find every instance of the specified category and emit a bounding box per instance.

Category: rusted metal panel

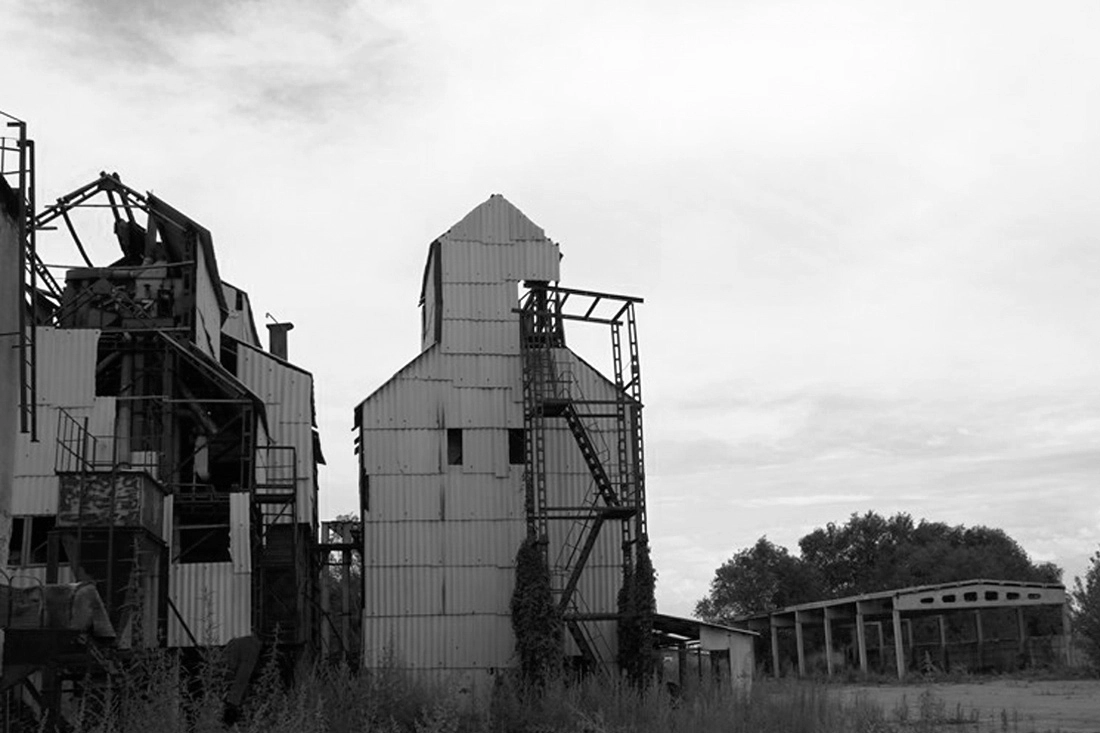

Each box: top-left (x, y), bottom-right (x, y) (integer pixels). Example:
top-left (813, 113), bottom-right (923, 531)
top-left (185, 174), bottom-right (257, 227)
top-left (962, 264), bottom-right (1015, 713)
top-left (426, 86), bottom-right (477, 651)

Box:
top-left (363, 521), bottom-right (443, 567)
top-left (360, 429), bottom-right (441, 474)
top-left (56, 471), bottom-right (164, 536)
top-left (364, 567), bottom-right (443, 617)
top-left (168, 562), bottom-right (251, 646)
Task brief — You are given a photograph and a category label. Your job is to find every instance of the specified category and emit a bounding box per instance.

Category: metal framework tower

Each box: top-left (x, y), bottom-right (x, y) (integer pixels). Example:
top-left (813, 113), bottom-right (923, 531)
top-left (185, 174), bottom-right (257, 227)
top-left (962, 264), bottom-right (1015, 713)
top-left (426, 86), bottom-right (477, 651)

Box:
top-left (519, 283), bottom-right (647, 666)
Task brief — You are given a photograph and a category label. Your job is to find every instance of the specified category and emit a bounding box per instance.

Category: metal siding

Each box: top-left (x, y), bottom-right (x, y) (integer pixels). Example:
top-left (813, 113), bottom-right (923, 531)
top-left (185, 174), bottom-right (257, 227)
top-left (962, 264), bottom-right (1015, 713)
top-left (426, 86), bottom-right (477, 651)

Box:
top-left (5, 566), bottom-right (74, 586)
top-left (193, 243), bottom-right (223, 361)
top-left (364, 567), bottom-right (443, 617)
top-left (364, 521), bottom-right (443, 567)
top-left (441, 283), bottom-right (516, 321)
top-left (34, 327), bottom-right (99, 406)
top-left (447, 389), bottom-right (510, 429)
top-left (441, 519), bottom-right (525, 567)
top-left (230, 492), bottom-right (251, 573)
top-left (368, 475), bottom-right (443, 521)
top-left (11, 476), bottom-right (58, 514)
top-left (236, 346), bottom-right (316, 523)
top-left (443, 567), bottom-right (513, 615)
top-left (462, 429), bottom-right (506, 475)
top-left (363, 615), bottom-right (514, 671)
top-left (168, 562), bottom-right (251, 646)
top-left (442, 355), bottom-right (521, 390)
top-left (357, 350), bottom-right (444, 430)
top-left (445, 472), bottom-right (524, 521)
top-left (441, 321), bottom-right (519, 356)
top-left (361, 429), bottom-right (442, 474)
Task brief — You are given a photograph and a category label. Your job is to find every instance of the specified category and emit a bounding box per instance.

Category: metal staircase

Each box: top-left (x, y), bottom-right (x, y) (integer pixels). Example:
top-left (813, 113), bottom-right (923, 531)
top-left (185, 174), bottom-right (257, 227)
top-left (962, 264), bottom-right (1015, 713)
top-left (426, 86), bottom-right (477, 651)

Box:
top-left (519, 283), bottom-right (647, 669)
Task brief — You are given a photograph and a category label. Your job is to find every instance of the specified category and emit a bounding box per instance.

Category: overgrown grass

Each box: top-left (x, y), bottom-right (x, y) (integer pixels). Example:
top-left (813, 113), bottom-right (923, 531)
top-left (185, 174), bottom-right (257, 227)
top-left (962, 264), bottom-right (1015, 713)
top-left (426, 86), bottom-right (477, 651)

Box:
top-left (46, 652), bottom-right (1069, 733)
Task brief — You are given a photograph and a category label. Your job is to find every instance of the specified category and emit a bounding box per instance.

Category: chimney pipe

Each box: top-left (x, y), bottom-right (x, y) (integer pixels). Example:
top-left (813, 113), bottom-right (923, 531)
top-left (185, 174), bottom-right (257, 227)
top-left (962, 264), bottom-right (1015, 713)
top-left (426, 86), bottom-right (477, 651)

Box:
top-left (266, 322), bottom-right (294, 360)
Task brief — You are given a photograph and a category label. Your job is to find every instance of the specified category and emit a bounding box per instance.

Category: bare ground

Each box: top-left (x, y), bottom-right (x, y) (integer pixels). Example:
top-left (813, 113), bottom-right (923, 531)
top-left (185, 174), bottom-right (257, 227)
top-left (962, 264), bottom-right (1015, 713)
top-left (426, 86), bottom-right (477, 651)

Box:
top-left (837, 678), bottom-right (1100, 733)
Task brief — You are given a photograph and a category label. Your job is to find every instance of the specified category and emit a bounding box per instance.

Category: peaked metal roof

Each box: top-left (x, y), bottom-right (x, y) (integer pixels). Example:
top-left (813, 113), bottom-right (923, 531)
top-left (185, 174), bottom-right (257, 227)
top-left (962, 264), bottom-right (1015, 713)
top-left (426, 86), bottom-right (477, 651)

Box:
top-left (440, 193), bottom-right (549, 245)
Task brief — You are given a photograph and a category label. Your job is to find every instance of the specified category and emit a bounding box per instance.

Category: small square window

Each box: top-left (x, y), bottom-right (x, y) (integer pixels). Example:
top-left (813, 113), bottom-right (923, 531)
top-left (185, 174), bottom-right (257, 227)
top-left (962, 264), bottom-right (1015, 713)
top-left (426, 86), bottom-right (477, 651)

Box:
top-left (447, 429), bottom-right (463, 466)
top-left (508, 429), bottom-right (525, 465)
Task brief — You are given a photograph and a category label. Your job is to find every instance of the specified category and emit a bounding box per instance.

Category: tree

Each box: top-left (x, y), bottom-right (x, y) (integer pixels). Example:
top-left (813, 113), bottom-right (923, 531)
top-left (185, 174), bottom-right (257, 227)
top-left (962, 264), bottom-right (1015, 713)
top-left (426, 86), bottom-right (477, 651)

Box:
top-left (511, 537), bottom-right (561, 686)
top-left (696, 513), bottom-right (1061, 621)
top-left (617, 539), bottom-right (657, 686)
top-left (694, 537), bottom-right (822, 624)
top-left (1072, 548), bottom-right (1100, 671)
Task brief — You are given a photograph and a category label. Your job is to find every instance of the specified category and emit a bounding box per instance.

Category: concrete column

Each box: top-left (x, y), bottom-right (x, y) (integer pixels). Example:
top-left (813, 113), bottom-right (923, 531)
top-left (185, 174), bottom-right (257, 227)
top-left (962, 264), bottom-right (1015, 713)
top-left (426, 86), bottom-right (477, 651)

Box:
top-left (855, 603), bottom-right (869, 674)
top-left (938, 615), bottom-right (947, 670)
top-left (770, 617), bottom-right (780, 679)
top-left (974, 610), bottom-right (983, 669)
top-left (892, 605), bottom-right (905, 680)
top-left (795, 611), bottom-right (806, 678)
top-left (823, 608), bottom-right (834, 677)
top-left (1062, 603), bottom-right (1073, 666)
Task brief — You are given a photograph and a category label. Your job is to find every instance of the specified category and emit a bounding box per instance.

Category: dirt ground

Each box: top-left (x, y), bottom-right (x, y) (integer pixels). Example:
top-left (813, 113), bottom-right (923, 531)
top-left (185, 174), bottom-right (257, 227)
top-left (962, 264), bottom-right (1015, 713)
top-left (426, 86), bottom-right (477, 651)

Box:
top-left (837, 679), bottom-right (1100, 732)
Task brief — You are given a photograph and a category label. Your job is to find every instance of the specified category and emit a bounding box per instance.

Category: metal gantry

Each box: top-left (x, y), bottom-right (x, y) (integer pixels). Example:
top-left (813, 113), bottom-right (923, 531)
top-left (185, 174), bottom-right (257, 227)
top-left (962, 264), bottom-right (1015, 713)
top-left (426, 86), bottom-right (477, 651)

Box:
top-left (519, 283), bottom-right (647, 666)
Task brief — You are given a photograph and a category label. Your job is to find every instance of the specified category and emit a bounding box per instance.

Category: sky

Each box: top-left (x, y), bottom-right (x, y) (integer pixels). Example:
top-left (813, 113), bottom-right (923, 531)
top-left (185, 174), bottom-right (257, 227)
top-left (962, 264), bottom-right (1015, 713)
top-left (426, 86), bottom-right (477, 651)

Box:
top-left (3, 0), bottom-right (1098, 618)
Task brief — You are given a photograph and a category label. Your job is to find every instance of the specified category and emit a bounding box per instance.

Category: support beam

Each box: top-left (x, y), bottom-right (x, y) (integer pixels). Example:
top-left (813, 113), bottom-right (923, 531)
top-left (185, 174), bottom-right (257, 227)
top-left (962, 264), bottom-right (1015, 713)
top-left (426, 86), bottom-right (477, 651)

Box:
top-left (975, 610), bottom-right (984, 670)
top-left (1062, 604), bottom-right (1073, 666)
top-left (770, 617), bottom-right (780, 679)
top-left (892, 605), bottom-right (905, 681)
top-left (1017, 607), bottom-right (1027, 656)
top-left (855, 603), bottom-right (869, 674)
top-left (795, 611), bottom-right (806, 678)
top-left (823, 608), bottom-right (835, 677)
top-left (938, 615), bottom-right (947, 671)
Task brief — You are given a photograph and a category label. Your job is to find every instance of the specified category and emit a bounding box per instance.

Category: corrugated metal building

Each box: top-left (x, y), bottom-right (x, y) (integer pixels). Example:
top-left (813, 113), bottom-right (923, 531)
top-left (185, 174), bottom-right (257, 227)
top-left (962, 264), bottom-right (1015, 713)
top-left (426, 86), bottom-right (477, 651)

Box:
top-left (355, 195), bottom-right (649, 685)
top-left (6, 174), bottom-right (322, 651)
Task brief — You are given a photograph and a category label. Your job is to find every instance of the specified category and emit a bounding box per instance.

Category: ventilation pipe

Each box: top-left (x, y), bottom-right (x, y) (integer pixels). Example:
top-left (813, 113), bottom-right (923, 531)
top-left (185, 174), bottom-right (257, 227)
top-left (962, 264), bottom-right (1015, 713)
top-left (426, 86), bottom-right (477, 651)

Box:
top-left (266, 322), bottom-right (294, 360)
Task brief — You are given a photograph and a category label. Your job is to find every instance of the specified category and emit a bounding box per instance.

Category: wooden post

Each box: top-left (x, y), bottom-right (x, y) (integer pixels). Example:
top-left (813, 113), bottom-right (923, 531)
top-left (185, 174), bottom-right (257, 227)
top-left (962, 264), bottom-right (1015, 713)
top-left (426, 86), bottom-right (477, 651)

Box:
top-left (823, 608), bottom-right (834, 677)
top-left (770, 617), bottom-right (780, 679)
top-left (855, 603), bottom-right (869, 674)
top-left (678, 642), bottom-right (688, 690)
top-left (795, 611), bottom-right (806, 678)
top-left (892, 605), bottom-right (905, 680)
top-left (938, 615), bottom-right (947, 671)
top-left (1017, 607), bottom-right (1027, 656)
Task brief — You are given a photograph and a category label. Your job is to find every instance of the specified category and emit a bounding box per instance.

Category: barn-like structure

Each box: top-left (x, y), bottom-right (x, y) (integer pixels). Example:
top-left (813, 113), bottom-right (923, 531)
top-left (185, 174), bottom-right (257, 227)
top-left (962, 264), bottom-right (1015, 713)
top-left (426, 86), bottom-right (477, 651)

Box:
top-left (354, 195), bottom-right (649, 685)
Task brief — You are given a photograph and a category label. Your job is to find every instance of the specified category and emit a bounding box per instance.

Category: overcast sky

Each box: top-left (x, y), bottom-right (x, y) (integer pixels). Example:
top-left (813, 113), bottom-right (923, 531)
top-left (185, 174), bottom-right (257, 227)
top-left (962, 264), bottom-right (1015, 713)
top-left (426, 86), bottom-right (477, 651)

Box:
top-left (4, 0), bottom-right (1098, 617)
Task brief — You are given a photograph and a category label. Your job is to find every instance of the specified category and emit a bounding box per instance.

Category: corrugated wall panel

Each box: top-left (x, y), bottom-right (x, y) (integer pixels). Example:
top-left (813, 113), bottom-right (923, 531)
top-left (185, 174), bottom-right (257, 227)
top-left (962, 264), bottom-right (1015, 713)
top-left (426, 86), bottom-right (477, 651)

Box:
top-left (446, 389), bottom-right (509, 429)
top-left (361, 430), bottom-right (441, 474)
top-left (368, 475), bottom-right (442, 521)
top-left (441, 283), bottom-right (516, 322)
top-left (445, 472), bottom-right (524, 521)
top-left (441, 321), bottom-right (518, 356)
top-left (362, 615), bottom-right (515, 671)
top-left (442, 355), bottom-right (521, 391)
top-left (359, 379), bottom-right (443, 430)
top-left (443, 567), bottom-right (513, 615)
top-left (5, 566), bottom-right (74, 587)
top-left (11, 476), bottom-right (58, 514)
top-left (363, 521), bottom-right (443, 567)
top-left (193, 244), bottom-right (223, 362)
top-left (364, 567), bottom-right (443, 616)
top-left (462, 428), bottom-right (507, 476)
top-left (230, 492), bottom-right (251, 573)
top-left (442, 195), bottom-right (548, 246)
top-left (441, 519), bottom-right (525, 567)
top-left (168, 562), bottom-right (251, 646)
top-left (35, 327), bottom-right (98, 406)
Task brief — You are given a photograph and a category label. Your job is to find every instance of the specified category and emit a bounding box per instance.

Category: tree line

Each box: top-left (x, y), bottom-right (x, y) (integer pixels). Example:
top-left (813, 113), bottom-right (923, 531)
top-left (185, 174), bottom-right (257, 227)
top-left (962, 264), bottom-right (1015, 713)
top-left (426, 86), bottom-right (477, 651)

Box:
top-left (695, 511), bottom-right (1062, 624)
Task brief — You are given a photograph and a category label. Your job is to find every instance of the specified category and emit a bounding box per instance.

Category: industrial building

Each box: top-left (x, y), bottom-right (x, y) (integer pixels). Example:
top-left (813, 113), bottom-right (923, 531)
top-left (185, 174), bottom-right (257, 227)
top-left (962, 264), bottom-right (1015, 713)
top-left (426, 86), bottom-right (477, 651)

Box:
top-left (0, 116), bottom-right (324, 724)
top-left (354, 195), bottom-right (647, 683)
top-left (737, 579), bottom-right (1069, 679)
top-left (354, 194), bottom-right (755, 690)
